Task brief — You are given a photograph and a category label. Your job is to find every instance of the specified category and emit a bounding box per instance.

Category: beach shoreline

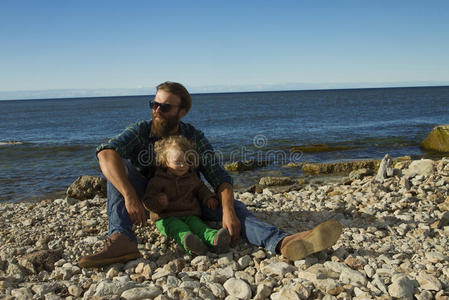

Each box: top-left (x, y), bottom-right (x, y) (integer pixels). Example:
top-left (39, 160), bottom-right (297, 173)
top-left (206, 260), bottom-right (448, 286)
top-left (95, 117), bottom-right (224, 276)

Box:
top-left (1, 157), bottom-right (448, 299)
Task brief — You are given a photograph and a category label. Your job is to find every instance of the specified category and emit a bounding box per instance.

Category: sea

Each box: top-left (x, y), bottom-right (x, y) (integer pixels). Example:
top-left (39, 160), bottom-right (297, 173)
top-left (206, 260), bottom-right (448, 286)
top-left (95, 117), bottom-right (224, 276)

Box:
top-left (1, 86), bottom-right (449, 203)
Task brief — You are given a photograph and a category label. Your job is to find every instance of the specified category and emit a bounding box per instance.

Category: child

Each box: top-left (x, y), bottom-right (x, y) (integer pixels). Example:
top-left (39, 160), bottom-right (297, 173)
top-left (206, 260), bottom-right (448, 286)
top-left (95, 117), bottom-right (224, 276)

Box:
top-left (142, 135), bottom-right (231, 255)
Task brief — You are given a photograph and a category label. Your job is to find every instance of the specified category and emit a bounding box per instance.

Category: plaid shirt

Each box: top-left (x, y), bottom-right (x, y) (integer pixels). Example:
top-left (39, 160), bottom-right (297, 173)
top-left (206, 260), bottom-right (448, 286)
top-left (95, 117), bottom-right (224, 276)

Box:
top-left (96, 120), bottom-right (233, 191)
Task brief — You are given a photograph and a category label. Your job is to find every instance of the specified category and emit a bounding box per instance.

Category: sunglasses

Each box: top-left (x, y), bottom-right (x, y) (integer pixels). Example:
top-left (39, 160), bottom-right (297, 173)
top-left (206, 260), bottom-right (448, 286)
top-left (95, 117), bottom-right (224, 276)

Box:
top-left (149, 100), bottom-right (180, 113)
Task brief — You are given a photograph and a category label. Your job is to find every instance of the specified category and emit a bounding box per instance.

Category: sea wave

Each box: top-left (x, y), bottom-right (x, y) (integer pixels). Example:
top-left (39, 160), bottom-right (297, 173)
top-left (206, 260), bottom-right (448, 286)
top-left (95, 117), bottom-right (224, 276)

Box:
top-left (0, 140), bottom-right (24, 145)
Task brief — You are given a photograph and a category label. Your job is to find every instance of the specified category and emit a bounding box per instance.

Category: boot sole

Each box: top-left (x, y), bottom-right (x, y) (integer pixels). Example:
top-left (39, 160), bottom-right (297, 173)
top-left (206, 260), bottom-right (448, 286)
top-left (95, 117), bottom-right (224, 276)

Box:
top-left (213, 228), bottom-right (231, 253)
top-left (78, 252), bottom-right (142, 268)
top-left (284, 220), bottom-right (342, 261)
top-left (184, 233), bottom-right (208, 255)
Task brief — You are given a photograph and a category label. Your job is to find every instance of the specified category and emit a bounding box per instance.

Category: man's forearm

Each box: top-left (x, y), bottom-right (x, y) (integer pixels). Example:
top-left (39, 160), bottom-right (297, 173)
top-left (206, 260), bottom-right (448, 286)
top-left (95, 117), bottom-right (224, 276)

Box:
top-left (97, 149), bottom-right (137, 200)
top-left (217, 182), bottom-right (235, 212)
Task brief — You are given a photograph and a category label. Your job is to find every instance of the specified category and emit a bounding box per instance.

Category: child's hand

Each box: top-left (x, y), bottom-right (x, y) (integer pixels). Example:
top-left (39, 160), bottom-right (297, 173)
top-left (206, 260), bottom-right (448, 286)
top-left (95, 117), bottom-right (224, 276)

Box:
top-left (207, 197), bottom-right (219, 210)
top-left (155, 193), bottom-right (168, 207)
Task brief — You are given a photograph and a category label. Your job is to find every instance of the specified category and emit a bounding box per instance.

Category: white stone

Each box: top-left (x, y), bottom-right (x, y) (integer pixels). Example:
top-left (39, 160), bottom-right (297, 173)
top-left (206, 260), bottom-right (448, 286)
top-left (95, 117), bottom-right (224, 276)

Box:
top-left (416, 271), bottom-right (442, 291)
top-left (262, 262), bottom-right (295, 276)
top-left (11, 287), bottom-right (33, 299)
top-left (68, 285), bottom-right (83, 297)
top-left (223, 278), bottom-right (252, 300)
top-left (270, 286), bottom-right (301, 300)
top-left (339, 268), bottom-right (367, 286)
top-left (388, 275), bottom-right (417, 300)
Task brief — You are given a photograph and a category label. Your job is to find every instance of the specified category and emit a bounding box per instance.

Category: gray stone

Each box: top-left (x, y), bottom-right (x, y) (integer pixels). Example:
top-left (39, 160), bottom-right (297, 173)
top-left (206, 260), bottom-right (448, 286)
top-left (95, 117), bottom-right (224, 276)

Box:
top-left (261, 262), bottom-right (295, 276)
top-left (205, 282), bottom-right (226, 299)
top-left (11, 287), bottom-right (33, 299)
top-left (405, 159), bottom-right (435, 178)
top-left (94, 280), bottom-right (136, 297)
top-left (388, 274), bottom-right (417, 300)
top-left (375, 154), bottom-right (393, 182)
top-left (339, 268), bottom-right (367, 286)
top-left (121, 286), bottom-right (163, 300)
top-left (416, 271), bottom-right (442, 291)
top-left (254, 284), bottom-right (272, 300)
top-left (223, 278), bottom-right (252, 300)
top-left (237, 255), bottom-right (252, 269)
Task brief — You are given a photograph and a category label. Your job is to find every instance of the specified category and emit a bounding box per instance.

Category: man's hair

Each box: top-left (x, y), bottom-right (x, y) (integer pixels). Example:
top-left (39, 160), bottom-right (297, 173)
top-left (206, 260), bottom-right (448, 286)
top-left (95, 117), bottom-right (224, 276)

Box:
top-left (156, 81), bottom-right (192, 113)
top-left (154, 135), bottom-right (199, 168)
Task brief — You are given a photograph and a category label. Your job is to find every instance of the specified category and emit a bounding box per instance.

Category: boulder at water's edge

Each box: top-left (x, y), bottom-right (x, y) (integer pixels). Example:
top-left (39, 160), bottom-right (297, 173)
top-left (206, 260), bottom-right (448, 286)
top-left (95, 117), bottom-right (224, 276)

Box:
top-left (421, 125), bottom-right (449, 152)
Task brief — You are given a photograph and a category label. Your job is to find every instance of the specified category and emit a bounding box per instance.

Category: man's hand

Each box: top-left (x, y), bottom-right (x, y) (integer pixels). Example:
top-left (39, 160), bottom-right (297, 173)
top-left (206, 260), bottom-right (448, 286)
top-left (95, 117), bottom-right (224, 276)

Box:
top-left (124, 194), bottom-right (147, 226)
top-left (206, 197), bottom-right (219, 210)
top-left (222, 208), bottom-right (241, 241)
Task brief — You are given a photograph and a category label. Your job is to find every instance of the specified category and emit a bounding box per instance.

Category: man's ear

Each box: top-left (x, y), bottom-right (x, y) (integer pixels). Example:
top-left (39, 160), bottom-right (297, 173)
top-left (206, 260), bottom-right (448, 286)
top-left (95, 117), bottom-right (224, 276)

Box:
top-left (178, 108), bottom-right (187, 119)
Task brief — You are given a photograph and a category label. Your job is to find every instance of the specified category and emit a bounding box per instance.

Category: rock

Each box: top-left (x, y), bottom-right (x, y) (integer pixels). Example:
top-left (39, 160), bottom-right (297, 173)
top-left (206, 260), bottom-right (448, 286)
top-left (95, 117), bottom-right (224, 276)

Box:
top-left (20, 249), bottom-right (63, 272)
top-left (223, 278), bottom-right (252, 300)
top-left (421, 125), bottom-right (449, 152)
top-left (11, 287), bottom-right (33, 299)
top-left (438, 211), bottom-right (449, 229)
top-left (259, 177), bottom-right (294, 187)
top-left (404, 159), bottom-right (435, 178)
top-left (270, 286), bottom-right (301, 300)
top-left (302, 156), bottom-right (410, 175)
top-left (375, 154), bottom-right (393, 182)
top-left (416, 271), bottom-right (442, 291)
top-left (66, 175), bottom-right (106, 200)
top-left (224, 160), bottom-right (271, 172)
top-left (94, 280), bottom-right (136, 297)
top-left (205, 282), bottom-right (226, 299)
top-left (339, 268), bottom-right (367, 286)
top-left (68, 285), bottom-right (83, 297)
top-left (121, 286), bottom-right (162, 300)
top-left (254, 284), bottom-right (272, 300)
top-left (348, 168), bottom-right (374, 180)
top-left (261, 262), bottom-right (295, 276)
top-left (388, 274), bottom-right (417, 300)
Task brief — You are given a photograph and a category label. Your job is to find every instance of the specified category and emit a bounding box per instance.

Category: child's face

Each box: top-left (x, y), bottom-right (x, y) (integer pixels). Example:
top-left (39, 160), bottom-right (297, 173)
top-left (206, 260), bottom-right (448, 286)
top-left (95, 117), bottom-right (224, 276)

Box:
top-left (165, 147), bottom-right (189, 176)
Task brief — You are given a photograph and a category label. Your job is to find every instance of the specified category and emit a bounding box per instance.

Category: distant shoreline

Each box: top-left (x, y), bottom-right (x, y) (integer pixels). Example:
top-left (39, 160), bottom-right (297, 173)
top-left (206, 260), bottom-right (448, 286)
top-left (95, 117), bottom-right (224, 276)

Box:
top-left (1, 84), bottom-right (448, 102)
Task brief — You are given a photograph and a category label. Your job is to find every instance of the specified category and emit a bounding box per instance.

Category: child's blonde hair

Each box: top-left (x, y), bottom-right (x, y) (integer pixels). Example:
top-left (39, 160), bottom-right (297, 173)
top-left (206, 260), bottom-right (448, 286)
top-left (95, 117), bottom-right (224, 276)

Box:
top-left (154, 135), bottom-right (199, 168)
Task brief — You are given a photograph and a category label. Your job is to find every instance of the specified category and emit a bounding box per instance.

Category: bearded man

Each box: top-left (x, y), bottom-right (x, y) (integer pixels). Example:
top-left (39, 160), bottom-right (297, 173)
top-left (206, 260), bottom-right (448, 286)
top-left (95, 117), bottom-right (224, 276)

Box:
top-left (78, 82), bottom-right (342, 268)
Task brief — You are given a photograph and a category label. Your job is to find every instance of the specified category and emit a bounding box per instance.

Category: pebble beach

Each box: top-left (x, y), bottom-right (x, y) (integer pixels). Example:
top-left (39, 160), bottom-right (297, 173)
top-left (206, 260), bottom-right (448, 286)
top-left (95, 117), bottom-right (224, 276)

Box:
top-left (1, 157), bottom-right (449, 300)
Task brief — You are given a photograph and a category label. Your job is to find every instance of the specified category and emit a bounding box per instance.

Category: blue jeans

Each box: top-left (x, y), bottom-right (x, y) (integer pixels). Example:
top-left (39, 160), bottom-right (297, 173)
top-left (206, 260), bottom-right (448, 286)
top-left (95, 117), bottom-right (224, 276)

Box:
top-left (107, 159), bottom-right (288, 253)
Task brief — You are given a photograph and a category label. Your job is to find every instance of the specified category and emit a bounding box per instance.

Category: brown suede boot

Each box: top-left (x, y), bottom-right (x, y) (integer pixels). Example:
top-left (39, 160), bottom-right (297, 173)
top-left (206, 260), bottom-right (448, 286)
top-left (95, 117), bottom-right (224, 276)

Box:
top-left (78, 232), bottom-right (142, 268)
top-left (280, 220), bottom-right (342, 261)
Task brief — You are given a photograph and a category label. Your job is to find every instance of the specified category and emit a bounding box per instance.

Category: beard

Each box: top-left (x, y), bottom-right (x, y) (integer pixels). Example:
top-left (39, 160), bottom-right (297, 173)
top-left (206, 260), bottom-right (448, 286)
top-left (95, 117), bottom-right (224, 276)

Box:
top-left (151, 110), bottom-right (181, 137)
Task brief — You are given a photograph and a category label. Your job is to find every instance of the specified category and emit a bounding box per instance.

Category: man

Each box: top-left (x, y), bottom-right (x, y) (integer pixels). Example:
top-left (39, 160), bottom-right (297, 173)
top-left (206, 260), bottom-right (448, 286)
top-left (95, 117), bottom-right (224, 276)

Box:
top-left (78, 82), bottom-right (342, 268)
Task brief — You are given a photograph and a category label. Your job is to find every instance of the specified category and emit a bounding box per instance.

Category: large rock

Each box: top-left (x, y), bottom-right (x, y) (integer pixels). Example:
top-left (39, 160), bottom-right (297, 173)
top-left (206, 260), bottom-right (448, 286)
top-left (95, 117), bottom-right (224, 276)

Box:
top-left (19, 249), bottom-right (63, 272)
top-left (302, 156), bottom-right (410, 175)
top-left (404, 159), bottom-right (435, 178)
top-left (259, 176), bottom-right (294, 187)
top-left (224, 159), bottom-right (271, 172)
top-left (66, 175), bottom-right (106, 200)
top-left (421, 125), bottom-right (449, 152)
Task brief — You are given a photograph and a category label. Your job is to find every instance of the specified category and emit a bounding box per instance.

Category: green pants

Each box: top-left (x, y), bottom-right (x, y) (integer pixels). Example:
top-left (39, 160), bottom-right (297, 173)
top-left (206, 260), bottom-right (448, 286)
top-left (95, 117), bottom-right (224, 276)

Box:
top-left (155, 215), bottom-right (217, 254)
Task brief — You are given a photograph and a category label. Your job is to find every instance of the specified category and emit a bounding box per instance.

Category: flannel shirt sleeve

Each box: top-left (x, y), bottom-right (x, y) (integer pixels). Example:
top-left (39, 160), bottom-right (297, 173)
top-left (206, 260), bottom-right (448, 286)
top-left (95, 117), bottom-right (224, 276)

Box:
top-left (96, 121), bottom-right (146, 159)
top-left (194, 130), bottom-right (233, 191)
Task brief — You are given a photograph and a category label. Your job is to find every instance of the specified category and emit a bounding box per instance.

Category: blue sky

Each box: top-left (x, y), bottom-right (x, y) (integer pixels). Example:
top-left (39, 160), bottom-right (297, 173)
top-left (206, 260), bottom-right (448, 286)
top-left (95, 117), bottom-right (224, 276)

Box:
top-left (1, 0), bottom-right (448, 99)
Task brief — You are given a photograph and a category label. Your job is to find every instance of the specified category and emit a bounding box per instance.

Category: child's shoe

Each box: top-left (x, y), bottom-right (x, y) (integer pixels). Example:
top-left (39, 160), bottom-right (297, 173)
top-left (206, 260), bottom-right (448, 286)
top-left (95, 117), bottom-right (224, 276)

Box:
top-left (213, 228), bottom-right (231, 253)
top-left (184, 233), bottom-right (208, 255)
